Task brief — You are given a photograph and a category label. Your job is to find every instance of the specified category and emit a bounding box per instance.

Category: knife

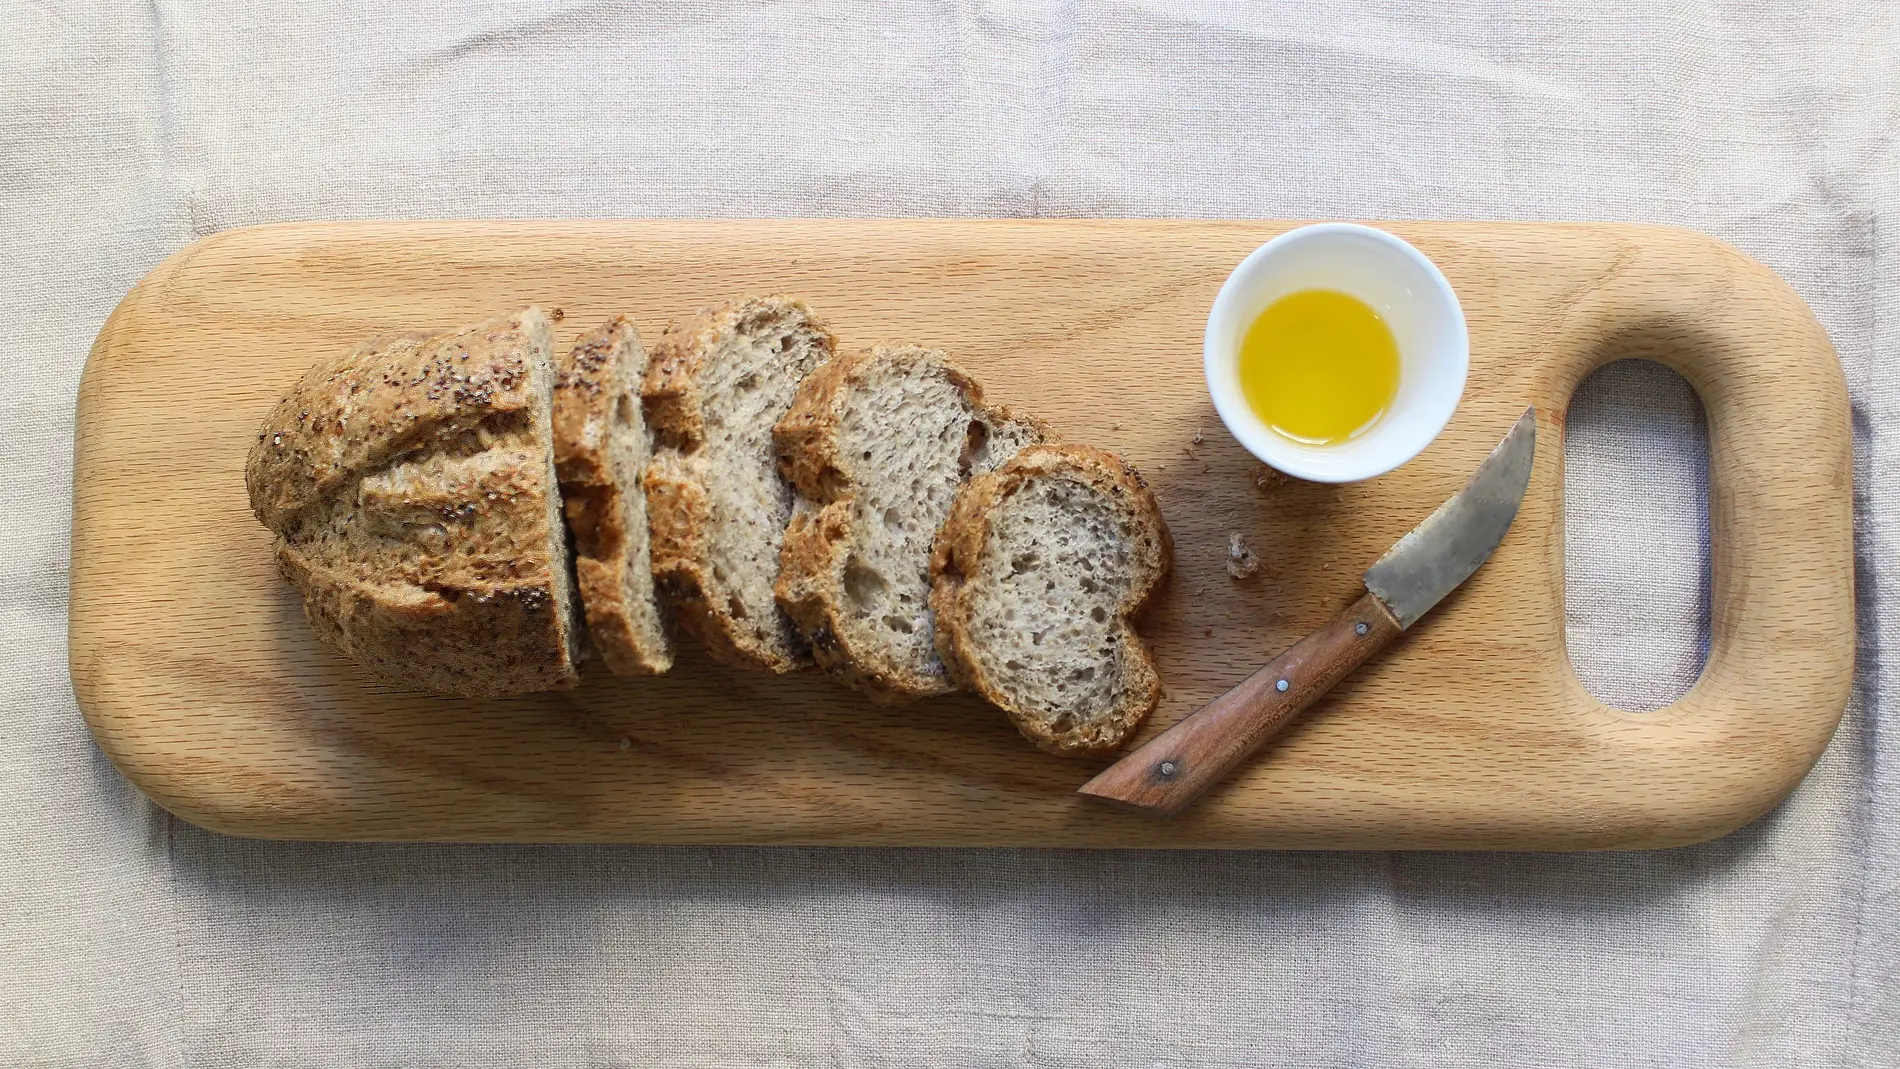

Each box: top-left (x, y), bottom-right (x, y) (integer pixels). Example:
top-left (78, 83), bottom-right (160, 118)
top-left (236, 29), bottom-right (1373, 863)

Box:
top-left (1078, 407), bottom-right (1538, 817)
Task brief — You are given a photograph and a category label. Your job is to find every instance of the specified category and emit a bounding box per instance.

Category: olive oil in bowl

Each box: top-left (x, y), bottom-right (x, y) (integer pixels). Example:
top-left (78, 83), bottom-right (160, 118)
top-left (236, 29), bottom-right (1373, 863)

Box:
top-left (1203, 223), bottom-right (1467, 483)
top-left (1238, 289), bottom-right (1399, 446)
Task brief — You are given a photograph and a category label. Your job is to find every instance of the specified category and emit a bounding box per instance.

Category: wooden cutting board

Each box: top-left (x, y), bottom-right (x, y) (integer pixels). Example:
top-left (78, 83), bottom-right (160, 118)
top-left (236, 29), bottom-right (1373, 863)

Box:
top-left (70, 220), bottom-right (1854, 849)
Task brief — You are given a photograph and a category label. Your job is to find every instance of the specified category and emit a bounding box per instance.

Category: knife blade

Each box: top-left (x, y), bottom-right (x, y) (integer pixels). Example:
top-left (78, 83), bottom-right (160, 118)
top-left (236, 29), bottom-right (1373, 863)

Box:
top-left (1078, 407), bottom-right (1538, 817)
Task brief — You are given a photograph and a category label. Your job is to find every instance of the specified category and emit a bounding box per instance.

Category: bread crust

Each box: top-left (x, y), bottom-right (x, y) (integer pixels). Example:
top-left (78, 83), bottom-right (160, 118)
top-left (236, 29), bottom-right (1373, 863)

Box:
top-left (552, 316), bottom-right (672, 675)
top-left (641, 296), bottom-right (835, 673)
top-left (774, 346), bottom-right (1046, 703)
top-left (929, 444), bottom-right (1173, 755)
top-left (244, 308), bottom-right (581, 698)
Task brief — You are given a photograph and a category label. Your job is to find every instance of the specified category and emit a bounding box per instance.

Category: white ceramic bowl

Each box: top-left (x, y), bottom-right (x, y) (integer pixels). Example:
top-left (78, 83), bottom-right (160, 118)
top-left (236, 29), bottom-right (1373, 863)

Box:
top-left (1203, 223), bottom-right (1468, 483)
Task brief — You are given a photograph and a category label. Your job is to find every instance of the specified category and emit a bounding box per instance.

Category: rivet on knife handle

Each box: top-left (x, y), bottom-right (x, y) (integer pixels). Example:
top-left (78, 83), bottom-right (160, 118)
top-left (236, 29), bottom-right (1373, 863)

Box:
top-left (1078, 407), bottom-right (1538, 817)
top-left (1078, 592), bottom-right (1402, 816)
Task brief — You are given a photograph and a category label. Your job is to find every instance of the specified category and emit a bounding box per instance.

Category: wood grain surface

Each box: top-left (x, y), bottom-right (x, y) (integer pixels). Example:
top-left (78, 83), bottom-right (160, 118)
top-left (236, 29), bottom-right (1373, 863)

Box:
top-left (70, 219), bottom-right (1855, 848)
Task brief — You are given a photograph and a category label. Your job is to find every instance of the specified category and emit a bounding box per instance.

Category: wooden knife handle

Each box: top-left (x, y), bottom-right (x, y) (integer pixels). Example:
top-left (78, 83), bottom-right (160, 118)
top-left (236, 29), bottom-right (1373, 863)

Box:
top-left (1078, 591), bottom-right (1402, 817)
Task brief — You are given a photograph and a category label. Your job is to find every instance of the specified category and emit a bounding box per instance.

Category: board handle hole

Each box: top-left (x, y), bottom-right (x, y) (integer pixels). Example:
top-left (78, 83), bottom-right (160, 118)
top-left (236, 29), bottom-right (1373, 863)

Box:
top-left (1563, 359), bottom-right (1711, 712)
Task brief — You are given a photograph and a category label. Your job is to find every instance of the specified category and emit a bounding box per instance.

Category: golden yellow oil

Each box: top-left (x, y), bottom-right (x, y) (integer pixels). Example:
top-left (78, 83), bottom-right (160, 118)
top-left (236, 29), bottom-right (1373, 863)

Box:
top-left (1238, 289), bottom-right (1400, 446)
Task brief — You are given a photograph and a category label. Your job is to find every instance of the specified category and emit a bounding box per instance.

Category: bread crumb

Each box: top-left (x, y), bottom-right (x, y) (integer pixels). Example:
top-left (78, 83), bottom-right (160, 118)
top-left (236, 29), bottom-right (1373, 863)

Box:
top-left (617, 737), bottom-right (631, 751)
top-left (1191, 427), bottom-right (1205, 445)
top-left (1110, 422), bottom-right (1121, 431)
top-left (1253, 463), bottom-right (1289, 492)
top-left (1226, 531), bottom-right (1260, 580)
top-left (551, 307), bottom-right (566, 322)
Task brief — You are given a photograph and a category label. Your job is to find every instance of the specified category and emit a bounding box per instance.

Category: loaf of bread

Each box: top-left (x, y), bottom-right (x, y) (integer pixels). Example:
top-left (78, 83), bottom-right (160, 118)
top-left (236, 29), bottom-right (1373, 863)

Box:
top-left (930, 444), bottom-right (1173, 755)
top-left (775, 345), bottom-right (1044, 703)
top-left (642, 296), bottom-right (835, 673)
top-left (245, 308), bottom-right (583, 698)
top-left (249, 297), bottom-right (1176, 727)
top-left (553, 316), bottom-right (672, 675)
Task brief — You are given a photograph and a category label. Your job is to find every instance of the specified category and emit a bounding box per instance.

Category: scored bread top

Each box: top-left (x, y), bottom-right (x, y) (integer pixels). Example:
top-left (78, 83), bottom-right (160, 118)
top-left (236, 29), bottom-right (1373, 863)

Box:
top-left (247, 321), bottom-right (534, 532)
top-left (553, 315), bottom-right (673, 675)
top-left (642, 295), bottom-right (836, 673)
top-left (774, 345), bottom-right (1046, 703)
top-left (244, 308), bottom-right (583, 698)
top-left (930, 443), bottom-right (1172, 755)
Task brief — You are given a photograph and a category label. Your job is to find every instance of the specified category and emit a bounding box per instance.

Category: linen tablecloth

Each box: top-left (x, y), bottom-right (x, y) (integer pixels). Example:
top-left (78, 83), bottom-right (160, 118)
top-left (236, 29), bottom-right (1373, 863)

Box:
top-left (3, 2), bottom-right (1893, 1065)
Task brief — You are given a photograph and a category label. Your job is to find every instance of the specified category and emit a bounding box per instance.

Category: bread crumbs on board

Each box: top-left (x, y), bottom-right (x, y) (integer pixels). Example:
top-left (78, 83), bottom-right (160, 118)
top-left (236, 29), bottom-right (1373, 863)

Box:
top-left (1226, 531), bottom-right (1260, 580)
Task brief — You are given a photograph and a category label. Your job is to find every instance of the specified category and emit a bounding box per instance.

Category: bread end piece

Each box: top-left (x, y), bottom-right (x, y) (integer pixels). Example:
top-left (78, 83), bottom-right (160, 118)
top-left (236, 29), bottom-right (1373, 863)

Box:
top-left (930, 444), bottom-right (1172, 755)
top-left (248, 307), bottom-right (583, 698)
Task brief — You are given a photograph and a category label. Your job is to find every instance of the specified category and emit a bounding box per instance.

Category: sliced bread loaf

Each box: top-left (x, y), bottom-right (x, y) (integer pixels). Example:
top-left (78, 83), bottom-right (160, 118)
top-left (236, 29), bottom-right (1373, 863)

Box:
top-left (775, 345), bottom-right (1045, 703)
top-left (552, 316), bottom-right (672, 675)
top-left (930, 444), bottom-right (1172, 755)
top-left (642, 296), bottom-right (835, 672)
top-left (245, 307), bottom-right (583, 698)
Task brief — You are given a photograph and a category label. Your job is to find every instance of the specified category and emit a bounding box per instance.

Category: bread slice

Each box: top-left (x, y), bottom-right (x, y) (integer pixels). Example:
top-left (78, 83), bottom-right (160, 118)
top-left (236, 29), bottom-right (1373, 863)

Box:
top-left (552, 316), bottom-right (672, 675)
top-left (245, 308), bottom-right (583, 698)
top-left (775, 345), bottom-right (1045, 703)
top-left (642, 296), bottom-right (835, 672)
top-left (930, 444), bottom-right (1172, 755)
